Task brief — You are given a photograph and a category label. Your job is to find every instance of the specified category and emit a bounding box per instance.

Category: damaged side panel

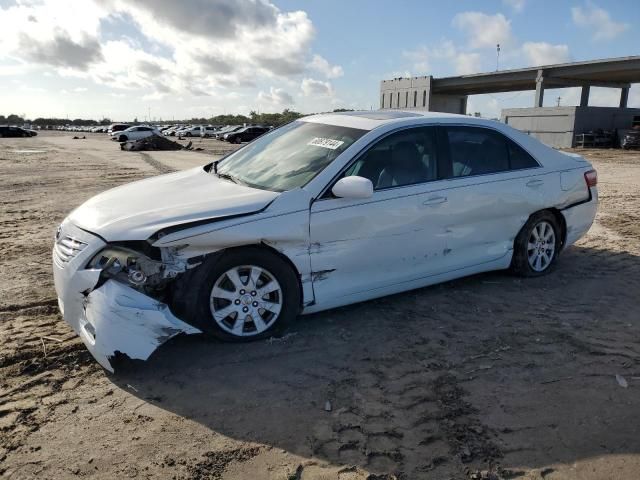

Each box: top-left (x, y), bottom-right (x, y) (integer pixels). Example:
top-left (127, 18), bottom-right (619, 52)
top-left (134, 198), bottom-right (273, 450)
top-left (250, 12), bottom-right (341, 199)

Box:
top-left (153, 189), bottom-right (315, 307)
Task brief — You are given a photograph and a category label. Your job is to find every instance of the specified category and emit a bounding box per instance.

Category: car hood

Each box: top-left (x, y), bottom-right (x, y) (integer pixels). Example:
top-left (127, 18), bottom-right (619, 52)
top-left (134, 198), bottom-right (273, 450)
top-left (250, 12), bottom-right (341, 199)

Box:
top-left (69, 166), bottom-right (279, 241)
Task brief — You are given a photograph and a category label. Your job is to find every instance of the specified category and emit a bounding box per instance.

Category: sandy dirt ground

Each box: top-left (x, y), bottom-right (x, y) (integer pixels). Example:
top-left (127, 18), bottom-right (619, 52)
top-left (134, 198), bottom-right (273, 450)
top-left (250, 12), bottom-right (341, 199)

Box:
top-left (1, 131), bottom-right (639, 480)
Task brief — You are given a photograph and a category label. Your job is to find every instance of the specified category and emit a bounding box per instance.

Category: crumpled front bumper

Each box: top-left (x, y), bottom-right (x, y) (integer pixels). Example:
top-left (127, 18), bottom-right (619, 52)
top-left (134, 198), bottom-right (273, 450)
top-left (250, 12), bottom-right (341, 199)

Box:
top-left (52, 221), bottom-right (200, 372)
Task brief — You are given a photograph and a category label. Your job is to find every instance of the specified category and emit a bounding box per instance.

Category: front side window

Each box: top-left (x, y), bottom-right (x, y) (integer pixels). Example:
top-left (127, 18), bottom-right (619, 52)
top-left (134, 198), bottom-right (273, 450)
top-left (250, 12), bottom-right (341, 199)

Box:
top-left (445, 127), bottom-right (510, 178)
top-left (217, 121), bottom-right (366, 192)
top-left (345, 127), bottom-right (438, 190)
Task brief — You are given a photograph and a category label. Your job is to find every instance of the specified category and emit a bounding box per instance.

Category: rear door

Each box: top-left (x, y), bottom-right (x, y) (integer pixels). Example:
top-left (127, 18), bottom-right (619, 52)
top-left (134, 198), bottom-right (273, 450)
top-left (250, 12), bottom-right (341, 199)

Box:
top-left (436, 125), bottom-right (549, 269)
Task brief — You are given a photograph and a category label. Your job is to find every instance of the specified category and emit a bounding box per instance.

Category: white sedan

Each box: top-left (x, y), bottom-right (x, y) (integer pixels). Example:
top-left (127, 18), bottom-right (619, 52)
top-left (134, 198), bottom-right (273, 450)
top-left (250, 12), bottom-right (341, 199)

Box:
top-left (53, 111), bottom-right (598, 370)
top-left (111, 125), bottom-right (160, 142)
top-left (179, 126), bottom-right (203, 137)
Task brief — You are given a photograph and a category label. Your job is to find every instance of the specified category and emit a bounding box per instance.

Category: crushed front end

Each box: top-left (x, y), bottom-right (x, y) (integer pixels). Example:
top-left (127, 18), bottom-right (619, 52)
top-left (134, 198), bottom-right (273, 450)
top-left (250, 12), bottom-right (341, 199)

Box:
top-left (52, 220), bottom-right (200, 372)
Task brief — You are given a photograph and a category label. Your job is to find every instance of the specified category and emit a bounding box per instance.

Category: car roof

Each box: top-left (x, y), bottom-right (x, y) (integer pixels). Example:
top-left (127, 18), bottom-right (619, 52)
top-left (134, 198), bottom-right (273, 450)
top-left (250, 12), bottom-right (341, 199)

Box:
top-left (302, 109), bottom-right (498, 131)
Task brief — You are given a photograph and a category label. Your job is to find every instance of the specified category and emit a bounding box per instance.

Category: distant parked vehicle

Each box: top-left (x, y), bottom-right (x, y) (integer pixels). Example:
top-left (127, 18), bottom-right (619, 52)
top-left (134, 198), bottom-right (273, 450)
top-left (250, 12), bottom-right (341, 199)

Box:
top-left (622, 129), bottom-right (640, 150)
top-left (215, 125), bottom-right (242, 139)
top-left (174, 126), bottom-right (193, 136)
top-left (0, 126), bottom-right (37, 137)
top-left (180, 126), bottom-right (203, 137)
top-left (107, 124), bottom-right (130, 135)
top-left (224, 126), bottom-right (270, 144)
top-left (113, 125), bottom-right (160, 142)
top-left (200, 126), bottom-right (219, 138)
top-left (162, 126), bottom-right (179, 136)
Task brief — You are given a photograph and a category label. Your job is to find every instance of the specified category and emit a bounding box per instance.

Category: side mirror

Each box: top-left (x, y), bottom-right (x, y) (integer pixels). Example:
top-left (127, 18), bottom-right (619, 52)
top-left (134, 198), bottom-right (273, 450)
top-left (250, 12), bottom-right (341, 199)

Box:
top-left (332, 176), bottom-right (374, 199)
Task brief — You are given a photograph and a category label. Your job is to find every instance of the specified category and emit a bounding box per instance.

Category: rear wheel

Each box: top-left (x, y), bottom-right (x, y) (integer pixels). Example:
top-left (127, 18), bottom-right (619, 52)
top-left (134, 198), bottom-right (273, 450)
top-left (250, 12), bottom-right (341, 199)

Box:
top-left (172, 248), bottom-right (300, 341)
top-left (234, 136), bottom-right (242, 144)
top-left (511, 211), bottom-right (561, 277)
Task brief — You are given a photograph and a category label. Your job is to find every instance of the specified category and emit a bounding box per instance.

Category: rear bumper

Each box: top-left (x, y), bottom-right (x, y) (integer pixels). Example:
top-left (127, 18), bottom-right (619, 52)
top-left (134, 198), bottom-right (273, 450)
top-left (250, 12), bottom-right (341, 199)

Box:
top-left (562, 188), bottom-right (598, 247)
top-left (53, 221), bottom-right (199, 372)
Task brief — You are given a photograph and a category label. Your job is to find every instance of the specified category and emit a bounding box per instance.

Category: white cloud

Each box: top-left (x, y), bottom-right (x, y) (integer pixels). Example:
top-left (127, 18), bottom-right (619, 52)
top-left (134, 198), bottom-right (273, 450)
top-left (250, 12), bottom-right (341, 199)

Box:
top-left (301, 78), bottom-right (333, 97)
top-left (571, 2), bottom-right (629, 40)
top-left (402, 46), bottom-right (431, 74)
top-left (503, 0), bottom-right (526, 12)
top-left (403, 41), bottom-right (481, 76)
top-left (0, 0), bottom-right (343, 104)
top-left (309, 54), bottom-right (343, 79)
top-left (452, 12), bottom-right (514, 49)
top-left (521, 42), bottom-right (570, 66)
top-left (257, 87), bottom-right (294, 105)
top-left (454, 52), bottom-right (482, 75)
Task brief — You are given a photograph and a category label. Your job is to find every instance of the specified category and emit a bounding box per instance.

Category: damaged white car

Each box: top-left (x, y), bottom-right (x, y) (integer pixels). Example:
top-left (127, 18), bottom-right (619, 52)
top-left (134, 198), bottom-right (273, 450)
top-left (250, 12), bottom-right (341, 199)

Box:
top-left (53, 111), bottom-right (598, 371)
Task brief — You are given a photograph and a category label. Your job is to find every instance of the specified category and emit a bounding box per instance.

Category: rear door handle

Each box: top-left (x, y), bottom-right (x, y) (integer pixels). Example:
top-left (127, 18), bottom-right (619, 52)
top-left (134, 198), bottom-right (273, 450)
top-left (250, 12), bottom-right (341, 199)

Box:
top-left (526, 179), bottom-right (544, 188)
top-left (422, 196), bottom-right (447, 206)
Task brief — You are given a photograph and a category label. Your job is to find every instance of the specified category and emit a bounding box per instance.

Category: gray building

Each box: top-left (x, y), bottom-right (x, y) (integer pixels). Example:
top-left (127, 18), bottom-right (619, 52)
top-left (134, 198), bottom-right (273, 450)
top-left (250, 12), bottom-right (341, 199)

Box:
top-left (380, 56), bottom-right (640, 147)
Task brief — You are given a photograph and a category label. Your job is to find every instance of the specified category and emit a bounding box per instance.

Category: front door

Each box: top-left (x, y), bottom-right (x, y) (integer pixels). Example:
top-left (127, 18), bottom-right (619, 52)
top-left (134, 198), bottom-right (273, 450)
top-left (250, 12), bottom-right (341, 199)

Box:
top-left (309, 126), bottom-right (451, 305)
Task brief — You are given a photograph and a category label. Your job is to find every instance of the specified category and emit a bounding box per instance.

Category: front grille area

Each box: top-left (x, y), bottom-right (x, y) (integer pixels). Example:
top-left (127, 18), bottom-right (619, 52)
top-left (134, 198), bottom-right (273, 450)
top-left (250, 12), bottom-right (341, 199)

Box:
top-left (53, 235), bottom-right (88, 267)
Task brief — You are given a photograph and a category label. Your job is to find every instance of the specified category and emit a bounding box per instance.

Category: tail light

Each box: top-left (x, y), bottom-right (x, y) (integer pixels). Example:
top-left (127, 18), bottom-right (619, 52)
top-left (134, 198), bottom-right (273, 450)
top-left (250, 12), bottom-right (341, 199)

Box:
top-left (584, 169), bottom-right (597, 188)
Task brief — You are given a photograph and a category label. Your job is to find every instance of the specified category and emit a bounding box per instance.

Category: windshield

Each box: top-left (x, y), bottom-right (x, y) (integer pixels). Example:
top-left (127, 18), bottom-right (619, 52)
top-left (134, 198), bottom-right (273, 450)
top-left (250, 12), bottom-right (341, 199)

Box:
top-left (216, 120), bottom-right (367, 191)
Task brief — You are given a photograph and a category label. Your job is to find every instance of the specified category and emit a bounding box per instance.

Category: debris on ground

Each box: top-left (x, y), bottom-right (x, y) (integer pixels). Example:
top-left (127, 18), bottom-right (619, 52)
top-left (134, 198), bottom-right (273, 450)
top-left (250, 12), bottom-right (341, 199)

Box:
top-left (72, 136), bottom-right (86, 140)
top-left (120, 134), bottom-right (185, 151)
top-left (616, 374), bottom-right (629, 388)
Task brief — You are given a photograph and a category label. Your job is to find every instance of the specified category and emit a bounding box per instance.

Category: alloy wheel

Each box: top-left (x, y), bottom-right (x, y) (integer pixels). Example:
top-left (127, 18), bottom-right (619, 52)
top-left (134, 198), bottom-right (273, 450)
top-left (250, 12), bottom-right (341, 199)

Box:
top-left (209, 265), bottom-right (282, 336)
top-left (527, 221), bottom-right (556, 272)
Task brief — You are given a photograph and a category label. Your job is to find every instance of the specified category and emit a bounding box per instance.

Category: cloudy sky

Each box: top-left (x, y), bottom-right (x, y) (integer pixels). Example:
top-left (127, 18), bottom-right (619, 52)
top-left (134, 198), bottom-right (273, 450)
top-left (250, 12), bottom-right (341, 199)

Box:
top-left (0, 0), bottom-right (638, 121)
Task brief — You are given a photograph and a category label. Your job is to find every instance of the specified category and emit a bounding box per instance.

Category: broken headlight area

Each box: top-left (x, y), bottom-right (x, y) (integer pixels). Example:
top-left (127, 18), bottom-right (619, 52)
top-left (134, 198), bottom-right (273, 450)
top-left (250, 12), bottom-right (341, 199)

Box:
top-left (87, 245), bottom-right (177, 298)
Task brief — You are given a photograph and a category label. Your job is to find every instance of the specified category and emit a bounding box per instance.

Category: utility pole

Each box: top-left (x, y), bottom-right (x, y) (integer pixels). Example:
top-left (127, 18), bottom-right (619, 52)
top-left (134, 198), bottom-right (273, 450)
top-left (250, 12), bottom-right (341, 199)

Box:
top-left (496, 44), bottom-right (501, 71)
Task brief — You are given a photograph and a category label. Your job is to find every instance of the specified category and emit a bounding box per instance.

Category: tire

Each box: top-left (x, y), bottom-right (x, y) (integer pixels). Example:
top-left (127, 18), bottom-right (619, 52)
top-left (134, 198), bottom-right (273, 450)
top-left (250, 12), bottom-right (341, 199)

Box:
top-left (234, 136), bottom-right (242, 144)
top-left (511, 211), bottom-right (561, 277)
top-left (118, 135), bottom-right (127, 142)
top-left (172, 247), bottom-right (300, 342)
top-left (185, 132), bottom-right (192, 137)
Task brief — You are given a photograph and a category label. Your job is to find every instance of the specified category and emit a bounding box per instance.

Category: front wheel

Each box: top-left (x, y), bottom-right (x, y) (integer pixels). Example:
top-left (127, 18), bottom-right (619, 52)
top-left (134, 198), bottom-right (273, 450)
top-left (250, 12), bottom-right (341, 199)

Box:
top-left (172, 248), bottom-right (300, 341)
top-left (511, 211), bottom-right (561, 277)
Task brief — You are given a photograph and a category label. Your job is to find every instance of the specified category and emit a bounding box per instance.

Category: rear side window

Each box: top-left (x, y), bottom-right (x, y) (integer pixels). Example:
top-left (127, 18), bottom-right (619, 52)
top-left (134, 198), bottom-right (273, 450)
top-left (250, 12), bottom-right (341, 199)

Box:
top-left (443, 127), bottom-right (538, 178)
top-left (445, 127), bottom-right (509, 177)
top-left (508, 140), bottom-right (539, 169)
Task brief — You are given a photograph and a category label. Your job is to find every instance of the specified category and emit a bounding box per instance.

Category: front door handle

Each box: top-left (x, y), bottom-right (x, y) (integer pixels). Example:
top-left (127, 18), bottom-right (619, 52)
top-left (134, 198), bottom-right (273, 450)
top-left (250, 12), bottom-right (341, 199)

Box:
top-left (422, 196), bottom-right (447, 206)
top-left (526, 179), bottom-right (544, 188)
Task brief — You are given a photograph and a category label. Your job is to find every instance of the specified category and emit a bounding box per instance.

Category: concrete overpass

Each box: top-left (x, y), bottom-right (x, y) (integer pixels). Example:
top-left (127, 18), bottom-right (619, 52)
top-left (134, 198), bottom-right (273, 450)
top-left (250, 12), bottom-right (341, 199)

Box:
top-left (380, 56), bottom-right (640, 113)
top-left (380, 56), bottom-right (640, 147)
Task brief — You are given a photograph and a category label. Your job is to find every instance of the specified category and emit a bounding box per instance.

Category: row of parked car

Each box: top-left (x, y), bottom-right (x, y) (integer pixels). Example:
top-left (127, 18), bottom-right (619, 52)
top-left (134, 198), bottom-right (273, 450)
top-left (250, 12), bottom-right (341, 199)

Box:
top-left (105, 124), bottom-right (272, 144)
top-left (161, 124), bottom-right (271, 143)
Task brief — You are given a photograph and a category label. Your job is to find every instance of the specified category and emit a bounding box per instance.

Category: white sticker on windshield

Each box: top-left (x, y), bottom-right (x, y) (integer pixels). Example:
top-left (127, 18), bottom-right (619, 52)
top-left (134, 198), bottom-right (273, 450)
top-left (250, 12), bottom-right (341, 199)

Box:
top-left (307, 137), bottom-right (345, 150)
